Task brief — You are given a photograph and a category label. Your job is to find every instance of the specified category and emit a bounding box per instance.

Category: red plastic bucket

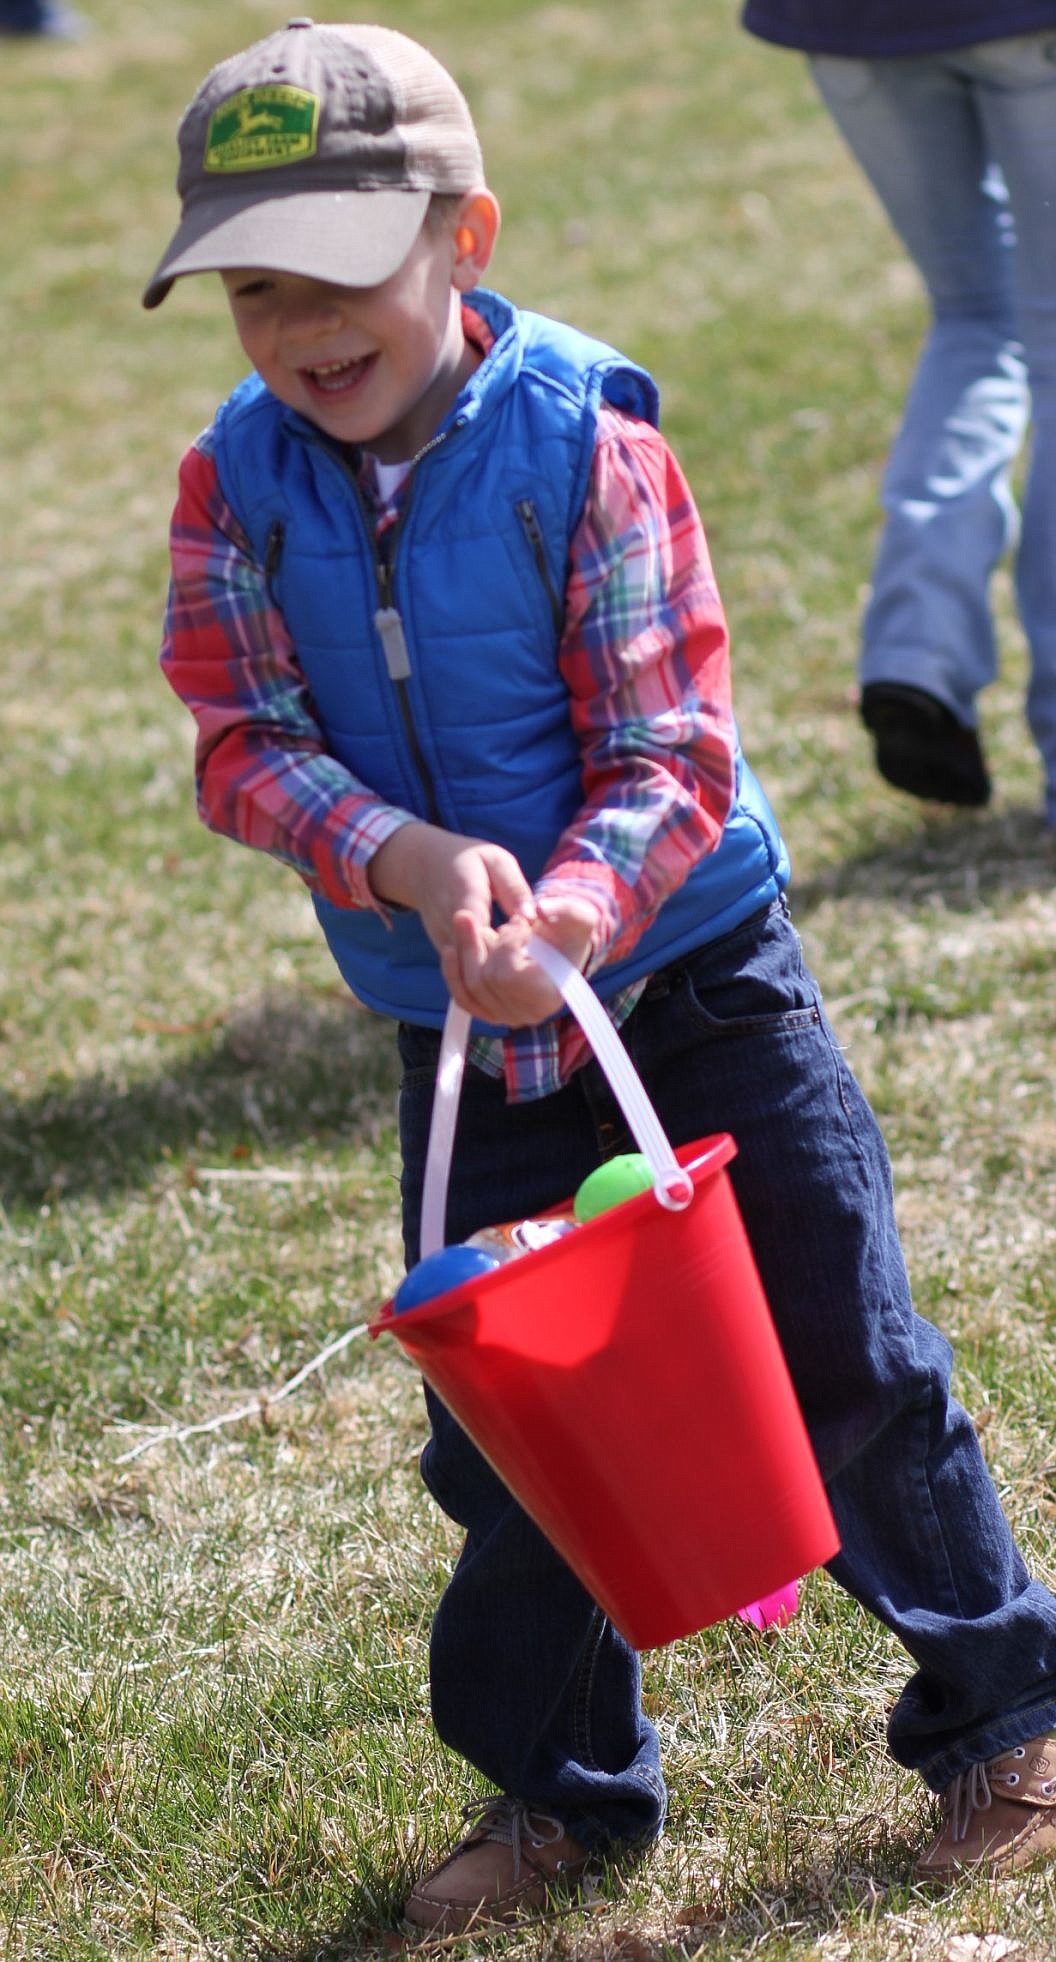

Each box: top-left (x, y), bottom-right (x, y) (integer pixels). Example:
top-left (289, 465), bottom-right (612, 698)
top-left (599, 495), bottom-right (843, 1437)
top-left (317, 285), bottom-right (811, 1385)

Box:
top-left (371, 935), bottom-right (840, 1650)
top-left (373, 942), bottom-right (839, 1648)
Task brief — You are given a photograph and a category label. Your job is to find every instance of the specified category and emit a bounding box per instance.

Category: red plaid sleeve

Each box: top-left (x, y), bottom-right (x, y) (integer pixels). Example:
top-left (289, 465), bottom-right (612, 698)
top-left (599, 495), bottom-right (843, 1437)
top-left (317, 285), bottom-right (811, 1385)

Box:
top-left (160, 434), bottom-right (414, 913)
top-left (535, 405), bottom-right (736, 970)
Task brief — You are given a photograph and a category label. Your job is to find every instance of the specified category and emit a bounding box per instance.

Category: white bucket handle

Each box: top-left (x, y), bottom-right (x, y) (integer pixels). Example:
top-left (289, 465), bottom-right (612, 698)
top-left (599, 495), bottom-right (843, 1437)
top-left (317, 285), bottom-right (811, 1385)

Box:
top-left (420, 934), bottom-right (695, 1258)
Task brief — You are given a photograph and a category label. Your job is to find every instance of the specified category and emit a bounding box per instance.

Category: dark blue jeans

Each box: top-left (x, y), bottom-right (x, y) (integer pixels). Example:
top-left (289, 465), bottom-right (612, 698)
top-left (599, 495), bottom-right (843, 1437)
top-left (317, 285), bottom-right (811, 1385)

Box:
top-left (397, 899), bottom-right (1056, 1850)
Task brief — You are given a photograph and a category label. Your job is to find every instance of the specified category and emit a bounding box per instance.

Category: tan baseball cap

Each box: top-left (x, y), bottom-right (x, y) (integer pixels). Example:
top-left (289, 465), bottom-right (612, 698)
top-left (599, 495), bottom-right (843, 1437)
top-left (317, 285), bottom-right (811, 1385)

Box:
top-left (143, 18), bottom-right (484, 308)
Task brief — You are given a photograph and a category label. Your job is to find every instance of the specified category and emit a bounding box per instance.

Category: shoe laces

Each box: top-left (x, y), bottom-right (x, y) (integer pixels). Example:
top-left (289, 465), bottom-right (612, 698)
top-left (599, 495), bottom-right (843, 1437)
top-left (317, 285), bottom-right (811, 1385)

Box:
top-left (946, 1745), bottom-right (1056, 1843)
top-left (458, 1796), bottom-right (565, 1882)
top-left (947, 1759), bottom-right (996, 1844)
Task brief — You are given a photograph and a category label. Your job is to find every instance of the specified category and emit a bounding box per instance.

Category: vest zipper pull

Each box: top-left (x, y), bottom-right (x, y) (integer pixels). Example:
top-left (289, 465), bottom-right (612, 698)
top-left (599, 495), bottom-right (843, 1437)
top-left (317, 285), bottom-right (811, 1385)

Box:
top-left (375, 605), bottom-right (411, 681)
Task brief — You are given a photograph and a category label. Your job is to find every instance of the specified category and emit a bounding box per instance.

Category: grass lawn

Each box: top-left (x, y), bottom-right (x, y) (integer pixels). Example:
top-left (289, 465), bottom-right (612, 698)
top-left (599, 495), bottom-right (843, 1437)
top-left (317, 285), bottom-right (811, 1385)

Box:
top-left (2, 2), bottom-right (1055, 1956)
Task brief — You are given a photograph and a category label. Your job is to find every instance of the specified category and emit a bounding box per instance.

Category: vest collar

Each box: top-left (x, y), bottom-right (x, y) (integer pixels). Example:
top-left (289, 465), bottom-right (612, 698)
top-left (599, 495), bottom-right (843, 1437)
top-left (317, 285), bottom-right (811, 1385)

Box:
top-left (449, 288), bottom-right (522, 430)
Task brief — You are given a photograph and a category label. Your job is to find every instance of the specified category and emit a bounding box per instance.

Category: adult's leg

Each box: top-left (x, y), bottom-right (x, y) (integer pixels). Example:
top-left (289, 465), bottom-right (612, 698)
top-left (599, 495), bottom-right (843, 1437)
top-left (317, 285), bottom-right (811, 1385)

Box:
top-left (970, 33), bottom-right (1056, 819)
top-left (396, 1020), bottom-right (666, 1852)
top-left (809, 52), bottom-right (1028, 726)
top-left (625, 902), bottom-right (1056, 1793)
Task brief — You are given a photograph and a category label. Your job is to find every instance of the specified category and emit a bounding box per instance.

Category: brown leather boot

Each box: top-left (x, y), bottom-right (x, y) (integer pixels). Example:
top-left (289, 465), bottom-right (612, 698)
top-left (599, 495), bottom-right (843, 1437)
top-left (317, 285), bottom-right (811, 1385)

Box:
top-left (917, 1733), bottom-right (1056, 1880)
top-left (403, 1795), bottom-right (593, 1936)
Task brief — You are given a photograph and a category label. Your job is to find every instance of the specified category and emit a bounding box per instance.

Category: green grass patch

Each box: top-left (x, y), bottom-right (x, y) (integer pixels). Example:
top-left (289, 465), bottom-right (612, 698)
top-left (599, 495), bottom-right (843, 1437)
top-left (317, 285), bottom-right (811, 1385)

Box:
top-left (3, 2), bottom-right (1056, 1957)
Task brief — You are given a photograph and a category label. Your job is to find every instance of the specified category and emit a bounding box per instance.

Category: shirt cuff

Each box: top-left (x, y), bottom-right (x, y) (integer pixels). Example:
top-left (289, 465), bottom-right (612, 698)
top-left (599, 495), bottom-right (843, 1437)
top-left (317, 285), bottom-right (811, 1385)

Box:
top-left (533, 862), bottom-right (640, 977)
top-left (316, 806), bottom-right (418, 920)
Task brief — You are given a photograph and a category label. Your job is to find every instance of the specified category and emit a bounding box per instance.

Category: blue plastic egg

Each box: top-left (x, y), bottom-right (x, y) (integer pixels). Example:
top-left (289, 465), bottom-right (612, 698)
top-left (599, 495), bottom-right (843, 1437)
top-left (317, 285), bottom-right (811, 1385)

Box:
top-left (392, 1243), bottom-right (501, 1314)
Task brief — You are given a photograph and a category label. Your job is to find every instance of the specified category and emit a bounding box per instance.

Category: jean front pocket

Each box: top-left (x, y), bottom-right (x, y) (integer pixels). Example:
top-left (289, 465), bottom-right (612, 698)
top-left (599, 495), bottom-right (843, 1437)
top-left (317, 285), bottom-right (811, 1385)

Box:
top-left (670, 903), bottom-right (822, 1043)
top-left (808, 54), bottom-right (877, 106)
top-left (397, 1020), bottom-right (442, 1087)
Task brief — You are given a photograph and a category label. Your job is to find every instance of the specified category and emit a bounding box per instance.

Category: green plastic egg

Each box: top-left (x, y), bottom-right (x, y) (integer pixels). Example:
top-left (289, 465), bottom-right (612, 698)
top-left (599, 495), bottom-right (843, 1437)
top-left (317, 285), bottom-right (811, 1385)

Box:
top-left (573, 1152), bottom-right (654, 1223)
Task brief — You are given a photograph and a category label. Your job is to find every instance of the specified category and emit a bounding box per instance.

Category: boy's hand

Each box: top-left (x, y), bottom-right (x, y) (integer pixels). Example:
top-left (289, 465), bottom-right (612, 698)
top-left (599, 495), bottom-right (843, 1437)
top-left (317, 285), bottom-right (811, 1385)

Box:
top-left (368, 822), bottom-right (535, 958)
top-left (441, 893), bottom-right (599, 1027)
top-left (369, 824), bottom-right (599, 1024)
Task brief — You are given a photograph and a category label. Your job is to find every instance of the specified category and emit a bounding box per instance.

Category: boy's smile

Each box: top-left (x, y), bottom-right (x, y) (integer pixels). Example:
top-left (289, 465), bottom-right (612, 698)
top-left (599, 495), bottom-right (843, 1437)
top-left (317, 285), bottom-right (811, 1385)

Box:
top-left (302, 354), bottom-right (377, 398)
top-left (220, 195), bottom-right (497, 463)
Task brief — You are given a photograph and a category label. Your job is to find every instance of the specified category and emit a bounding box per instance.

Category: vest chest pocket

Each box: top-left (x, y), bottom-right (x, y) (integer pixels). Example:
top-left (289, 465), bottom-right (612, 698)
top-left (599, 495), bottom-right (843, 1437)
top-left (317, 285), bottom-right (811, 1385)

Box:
top-left (263, 520), bottom-right (285, 606)
top-left (515, 499), bottom-right (563, 635)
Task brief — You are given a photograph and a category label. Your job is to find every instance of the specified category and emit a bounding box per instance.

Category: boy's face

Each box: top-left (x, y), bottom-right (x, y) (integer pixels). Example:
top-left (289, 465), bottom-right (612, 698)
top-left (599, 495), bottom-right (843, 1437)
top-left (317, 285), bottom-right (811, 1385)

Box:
top-left (220, 194), bottom-right (497, 463)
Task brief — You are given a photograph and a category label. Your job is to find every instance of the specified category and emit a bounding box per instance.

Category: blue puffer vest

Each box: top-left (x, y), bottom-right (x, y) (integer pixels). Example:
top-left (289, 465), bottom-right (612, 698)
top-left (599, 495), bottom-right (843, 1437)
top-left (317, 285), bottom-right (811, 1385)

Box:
top-left (211, 289), bottom-right (789, 1028)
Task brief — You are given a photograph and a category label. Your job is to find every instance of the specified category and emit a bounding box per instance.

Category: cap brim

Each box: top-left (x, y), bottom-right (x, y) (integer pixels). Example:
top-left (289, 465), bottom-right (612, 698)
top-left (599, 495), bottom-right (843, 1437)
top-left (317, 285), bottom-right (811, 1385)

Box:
top-left (142, 185), bottom-right (431, 308)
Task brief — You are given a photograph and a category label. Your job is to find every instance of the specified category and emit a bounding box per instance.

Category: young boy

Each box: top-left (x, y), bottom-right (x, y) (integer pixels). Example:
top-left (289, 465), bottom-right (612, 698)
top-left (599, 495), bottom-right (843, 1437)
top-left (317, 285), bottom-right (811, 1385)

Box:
top-left (147, 18), bottom-right (1056, 1935)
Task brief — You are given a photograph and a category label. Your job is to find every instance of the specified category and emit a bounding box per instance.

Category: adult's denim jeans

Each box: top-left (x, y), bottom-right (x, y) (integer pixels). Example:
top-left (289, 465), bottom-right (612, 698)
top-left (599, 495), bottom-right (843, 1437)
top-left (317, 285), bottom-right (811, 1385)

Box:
top-left (810, 34), bottom-right (1056, 820)
top-left (397, 902), bottom-right (1056, 1849)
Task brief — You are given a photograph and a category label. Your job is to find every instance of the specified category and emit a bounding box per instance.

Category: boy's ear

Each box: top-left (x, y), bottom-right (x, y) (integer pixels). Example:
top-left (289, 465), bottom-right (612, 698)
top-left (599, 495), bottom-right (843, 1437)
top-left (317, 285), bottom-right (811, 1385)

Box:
top-left (451, 190), bottom-right (501, 292)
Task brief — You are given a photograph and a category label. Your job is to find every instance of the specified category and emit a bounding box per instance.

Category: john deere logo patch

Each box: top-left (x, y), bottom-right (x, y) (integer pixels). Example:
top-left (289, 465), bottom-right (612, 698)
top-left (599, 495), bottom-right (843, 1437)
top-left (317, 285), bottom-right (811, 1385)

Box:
top-left (204, 86), bottom-right (319, 172)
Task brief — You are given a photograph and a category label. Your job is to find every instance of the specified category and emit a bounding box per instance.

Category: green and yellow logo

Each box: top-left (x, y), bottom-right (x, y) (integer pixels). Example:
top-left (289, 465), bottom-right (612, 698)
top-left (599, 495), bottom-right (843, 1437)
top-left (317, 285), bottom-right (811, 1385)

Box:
top-left (204, 86), bottom-right (319, 172)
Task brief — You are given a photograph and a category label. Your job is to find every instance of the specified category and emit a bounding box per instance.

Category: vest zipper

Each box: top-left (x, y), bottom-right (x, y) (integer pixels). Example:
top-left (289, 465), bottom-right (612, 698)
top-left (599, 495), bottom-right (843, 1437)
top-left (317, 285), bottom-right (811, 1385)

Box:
top-left (362, 424), bottom-right (465, 827)
top-left (299, 420), bottom-right (465, 827)
top-left (374, 540), bottom-right (443, 826)
top-left (516, 499), bottom-right (563, 634)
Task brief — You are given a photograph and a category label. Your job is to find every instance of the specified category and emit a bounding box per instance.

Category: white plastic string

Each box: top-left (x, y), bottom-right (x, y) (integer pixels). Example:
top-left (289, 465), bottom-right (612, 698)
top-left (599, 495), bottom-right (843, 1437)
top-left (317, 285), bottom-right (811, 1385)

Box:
top-left (419, 938), bottom-right (693, 1256)
top-left (112, 1319), bottom-right (370, 1463)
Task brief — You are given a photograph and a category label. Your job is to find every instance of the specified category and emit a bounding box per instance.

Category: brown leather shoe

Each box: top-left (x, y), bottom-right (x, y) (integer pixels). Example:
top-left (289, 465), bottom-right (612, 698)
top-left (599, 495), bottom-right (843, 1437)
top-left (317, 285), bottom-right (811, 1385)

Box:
top-left (917, 1733), bottom-right (1056, 1880)
top-left (403, 1795), bottom-right (593, 1936)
